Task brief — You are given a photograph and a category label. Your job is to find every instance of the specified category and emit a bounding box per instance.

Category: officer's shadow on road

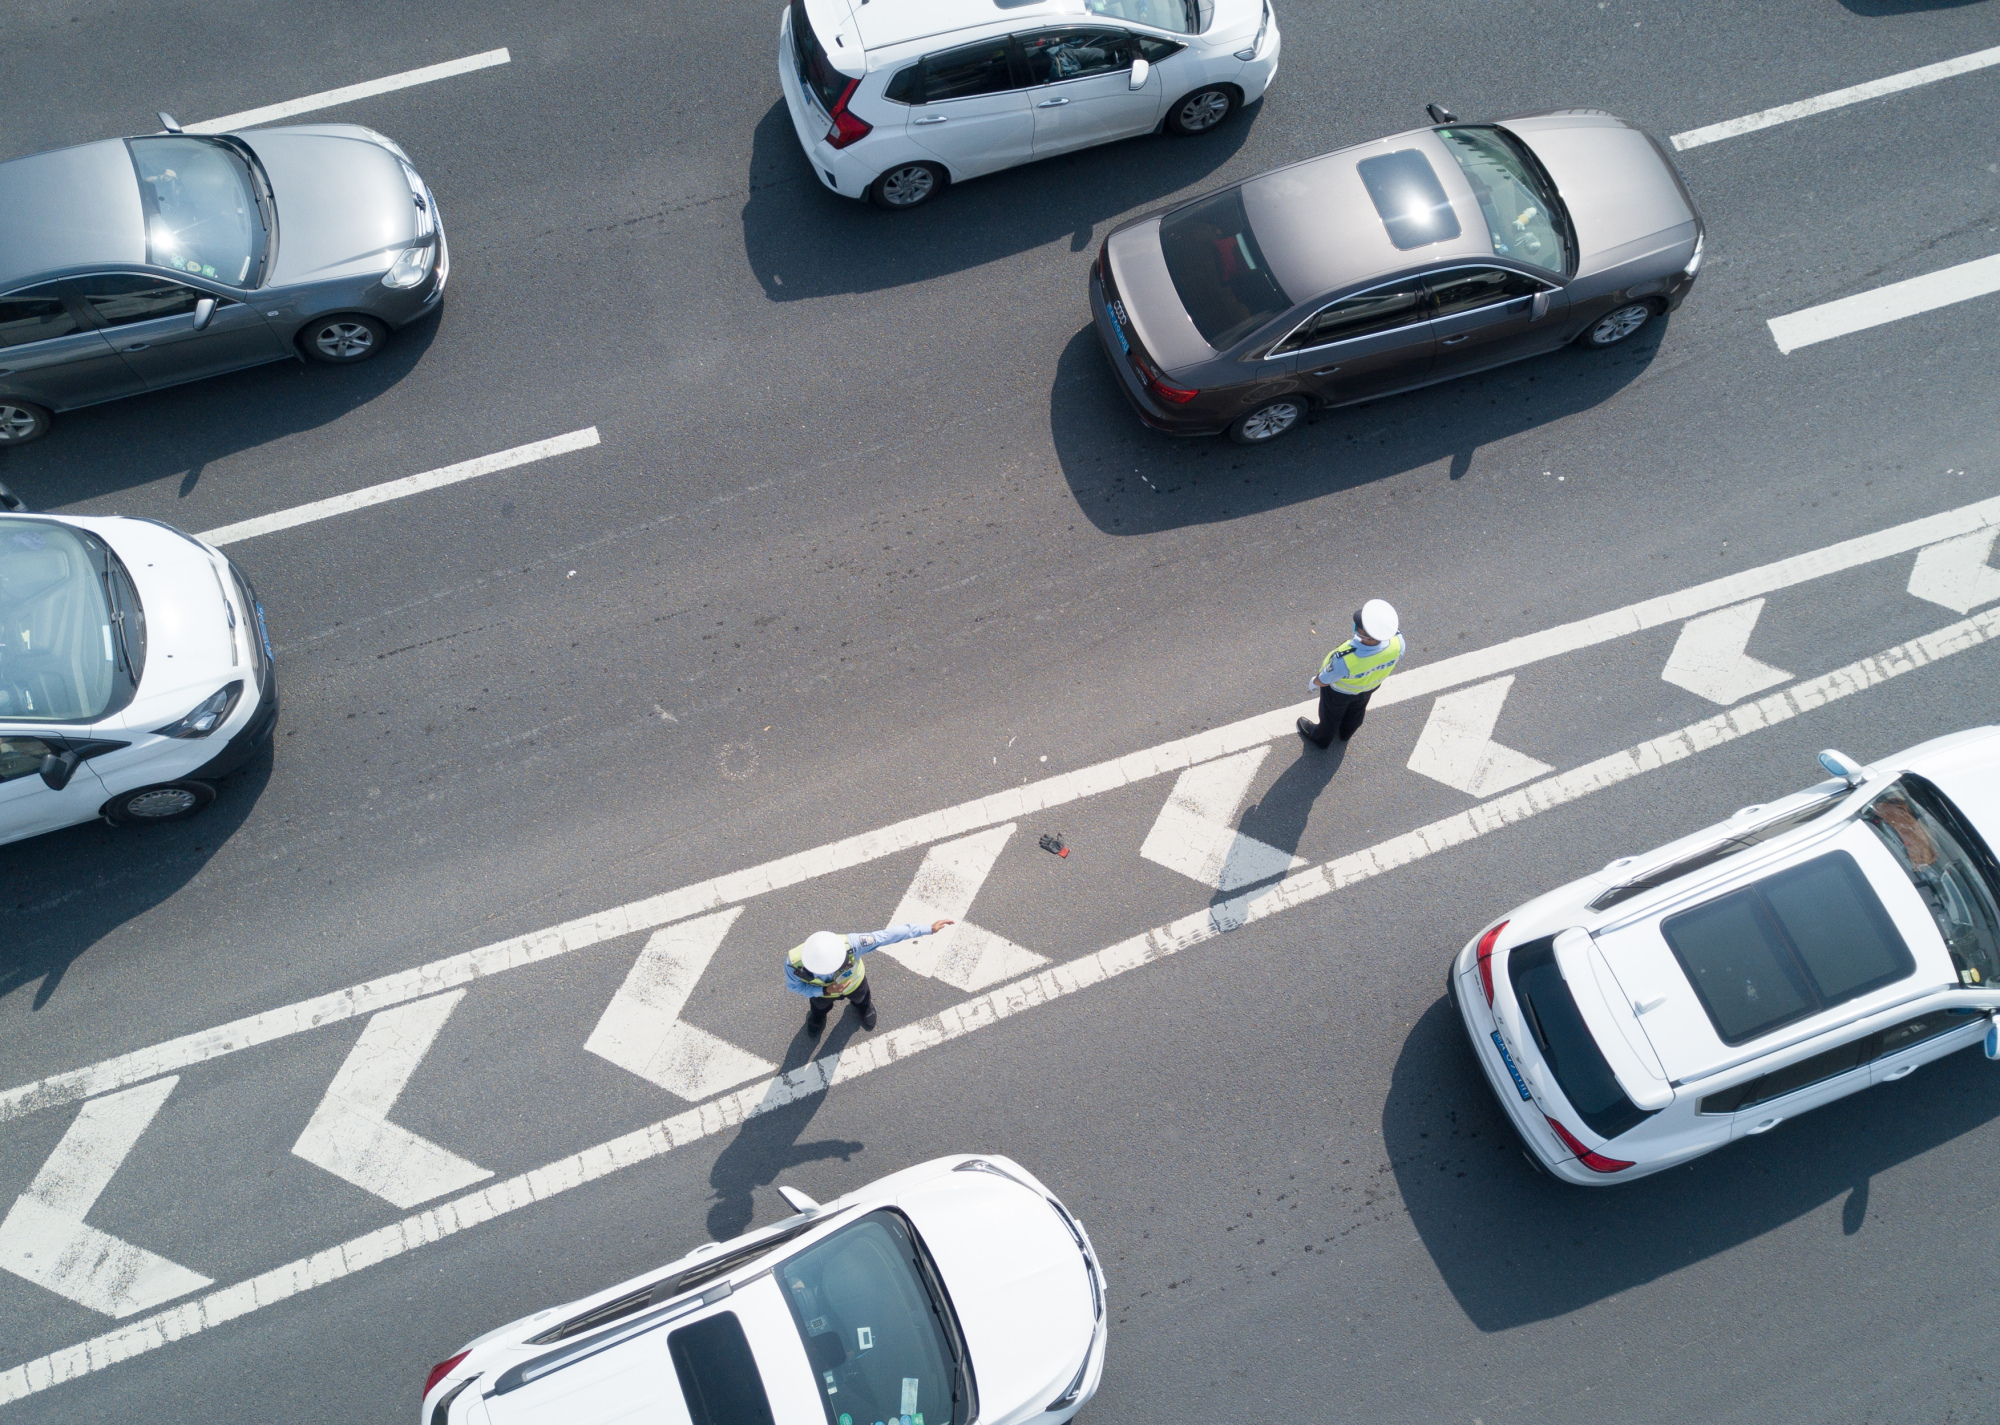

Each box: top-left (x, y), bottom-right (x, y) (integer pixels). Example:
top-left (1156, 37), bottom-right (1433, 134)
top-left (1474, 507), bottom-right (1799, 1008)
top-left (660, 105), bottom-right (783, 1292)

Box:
top-left (1051, 314), bottom-right (1667, 534)
top-left (1212, 738), bottom-right (1346, 908)
top-left (1383, 996), bottom-right (2000, 1331)
top-left (706, 1015), bottom-right (869, 1240)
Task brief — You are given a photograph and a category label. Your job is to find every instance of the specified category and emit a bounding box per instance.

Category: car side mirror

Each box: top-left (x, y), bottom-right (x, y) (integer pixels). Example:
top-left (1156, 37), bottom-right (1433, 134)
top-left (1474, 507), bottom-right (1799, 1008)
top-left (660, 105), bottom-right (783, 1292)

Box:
top-left (38, 750), bottom-right (80, 791)
top-left (1129, 56), bottom-right (1150, 89)
top-left (1817, 748), bottom-right (1865, 786)
top-left (777, 1185), bottom-right (821, 1214)
top-left (193, 297), bottom-right (216, 331)
top-left (1530, 290), bottom-right (1551, 321)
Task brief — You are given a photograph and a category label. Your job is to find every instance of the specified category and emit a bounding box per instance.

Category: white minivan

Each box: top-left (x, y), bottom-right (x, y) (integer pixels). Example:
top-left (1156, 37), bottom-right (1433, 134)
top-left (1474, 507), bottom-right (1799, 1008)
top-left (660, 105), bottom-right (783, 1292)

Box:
top-left (779, 0), bottom-right (1280, 209)
top-left (0, 491), bottom-right (277, 844)
top-left (1450, 729), bottom-right (2000, 1184)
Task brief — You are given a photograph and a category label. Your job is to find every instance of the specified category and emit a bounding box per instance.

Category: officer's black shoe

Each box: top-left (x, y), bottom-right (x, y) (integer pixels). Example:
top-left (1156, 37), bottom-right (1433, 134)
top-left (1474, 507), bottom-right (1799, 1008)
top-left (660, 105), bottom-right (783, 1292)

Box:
top-left (1297, 717), bottom-right (1329, 749)
top-left (804, 1012), bottom-right (828, 1037)
top-left (857, 1002), bottom-right (879, 1031)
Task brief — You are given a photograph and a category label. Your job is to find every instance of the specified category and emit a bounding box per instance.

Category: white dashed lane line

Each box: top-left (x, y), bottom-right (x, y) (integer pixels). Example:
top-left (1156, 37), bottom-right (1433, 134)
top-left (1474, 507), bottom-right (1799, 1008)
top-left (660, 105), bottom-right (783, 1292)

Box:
top-left (1672, 41), bottom-right (2000, 150)
top-left (182, 48), bottom-right (512, 134)
top-left (1768, 252), bottom-right (2000, 354)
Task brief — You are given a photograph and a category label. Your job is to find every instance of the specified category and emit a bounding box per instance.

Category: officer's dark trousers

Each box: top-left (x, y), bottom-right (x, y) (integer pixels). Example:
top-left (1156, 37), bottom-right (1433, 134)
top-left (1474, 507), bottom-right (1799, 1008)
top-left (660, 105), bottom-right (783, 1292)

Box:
top-left (1303, 686), bottom-right (1372, 747)
top-left (807, 978), bottom-right (872, 1025)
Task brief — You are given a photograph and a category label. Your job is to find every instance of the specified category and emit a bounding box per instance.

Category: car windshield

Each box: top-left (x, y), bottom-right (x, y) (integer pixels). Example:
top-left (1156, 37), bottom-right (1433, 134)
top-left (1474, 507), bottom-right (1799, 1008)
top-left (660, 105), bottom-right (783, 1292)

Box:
top-left (1086, 0), bottom-right (1213, 33)
top-left (1861, 776), bottom-right (2000, 990)
top-left (0, 520), bottom-right (144, 722)
top-left (1434, 126), bottom-right (1572, 276)
top-left (1158, 187), bottom-right (1292, 350)
top-left (126, 136), bottom-right (268, 287)
top-left (779, 1210), bottom-right (967, 1425)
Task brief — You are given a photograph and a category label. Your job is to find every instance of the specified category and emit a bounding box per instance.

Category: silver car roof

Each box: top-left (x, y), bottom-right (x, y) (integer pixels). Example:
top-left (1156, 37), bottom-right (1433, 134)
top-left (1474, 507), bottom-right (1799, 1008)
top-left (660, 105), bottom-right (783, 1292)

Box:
top-left (0, 139), bottom-right (144, 288)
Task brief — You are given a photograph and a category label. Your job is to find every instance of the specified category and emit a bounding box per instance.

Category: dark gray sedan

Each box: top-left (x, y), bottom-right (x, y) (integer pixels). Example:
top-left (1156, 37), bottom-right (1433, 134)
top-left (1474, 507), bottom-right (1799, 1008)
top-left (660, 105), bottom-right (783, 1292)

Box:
top-left (1091, 108), bottom-right (1703, 444)
top-left (0, 121), bottom-right (447, 444)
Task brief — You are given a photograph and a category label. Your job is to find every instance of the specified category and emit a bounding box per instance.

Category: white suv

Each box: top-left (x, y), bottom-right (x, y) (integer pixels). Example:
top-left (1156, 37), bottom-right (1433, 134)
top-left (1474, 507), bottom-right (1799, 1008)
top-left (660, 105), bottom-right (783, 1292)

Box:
top-left (778, 0), bottom-right (1280, 209)
top-left (1449, 729), bottom-right (2000, 1185)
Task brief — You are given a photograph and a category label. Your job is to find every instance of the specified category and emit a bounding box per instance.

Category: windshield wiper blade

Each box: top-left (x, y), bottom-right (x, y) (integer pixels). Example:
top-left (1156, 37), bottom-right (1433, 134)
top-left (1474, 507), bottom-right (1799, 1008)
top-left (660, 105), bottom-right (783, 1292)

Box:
top-left (96, 553), bottom-right (137, 679)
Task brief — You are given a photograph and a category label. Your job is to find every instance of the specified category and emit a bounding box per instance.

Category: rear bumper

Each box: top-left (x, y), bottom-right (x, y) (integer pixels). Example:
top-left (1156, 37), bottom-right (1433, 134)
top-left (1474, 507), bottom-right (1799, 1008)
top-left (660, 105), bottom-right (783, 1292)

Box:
top-left (1089, 269), bottom-right (1223, 436)
top-left (777, 11), bottom-right (877, 198)
top-left (1447, 951), bottom-right (1601, 1186)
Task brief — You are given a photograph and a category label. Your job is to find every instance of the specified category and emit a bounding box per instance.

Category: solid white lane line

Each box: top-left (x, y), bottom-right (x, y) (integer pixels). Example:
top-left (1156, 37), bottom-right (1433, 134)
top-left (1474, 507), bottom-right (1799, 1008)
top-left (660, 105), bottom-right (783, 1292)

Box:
top-left (1671, 42), bottom-right (2000, 150)
top-left (183, 49), bottom-right (512, 134)
top-left (1766, 253), bottom-right (2000, 354)
top-left (1660, 600), bottom-right (1793, 706)
top-left (197, 428), bottom-right (599, 547)
top-left (9, 605), bottom-right (1997, 1406)
top-left (1404, 676), bottom-right (1552, 798)
top-left (7, 489), bottom-right (2000, 1126)
top-left (881, 826), bottom-right (1049, 992)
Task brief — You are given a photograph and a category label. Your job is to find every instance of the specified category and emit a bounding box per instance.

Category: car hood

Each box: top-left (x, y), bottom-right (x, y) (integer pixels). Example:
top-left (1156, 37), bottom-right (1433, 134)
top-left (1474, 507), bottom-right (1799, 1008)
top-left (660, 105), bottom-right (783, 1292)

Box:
top-left (239, 125), bottom-right (419, 285)
top-left (899, 1174), bottom-right (1093, 1420)
top-left (1507, 113), bottom-right (1698, 279)
top-left (91, 517), bottom-right (241, 725)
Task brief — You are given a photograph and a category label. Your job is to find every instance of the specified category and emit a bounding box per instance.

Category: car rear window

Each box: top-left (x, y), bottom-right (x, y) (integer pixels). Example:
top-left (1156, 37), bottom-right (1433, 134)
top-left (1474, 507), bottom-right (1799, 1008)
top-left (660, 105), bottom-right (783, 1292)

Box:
top-left (1356, 149), bottom-right (1461, 251)
top-left (1507, 936), bottom-right (1656, 1139)
top-left (1661, 851), bottom-right (1916, 1046)
top-left (670, 1312), bottom-right (777, 1425)
top-left (1158, 187), bottom-right (1293, 350)
top-left (789, 0), bottom-right (852, 115)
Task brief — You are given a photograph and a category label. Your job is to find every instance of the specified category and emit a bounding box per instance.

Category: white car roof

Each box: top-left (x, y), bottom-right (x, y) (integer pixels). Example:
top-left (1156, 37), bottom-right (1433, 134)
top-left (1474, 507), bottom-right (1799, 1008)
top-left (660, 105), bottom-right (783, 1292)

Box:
top-left (802, 0), bottom-right (1089, 71)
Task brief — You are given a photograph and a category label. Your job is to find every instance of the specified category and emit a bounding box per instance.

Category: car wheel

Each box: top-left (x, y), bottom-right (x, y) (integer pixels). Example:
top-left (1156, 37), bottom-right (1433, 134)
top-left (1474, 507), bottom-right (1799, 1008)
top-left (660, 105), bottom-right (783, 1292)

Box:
top-left (1578, 301), bottom-right (1655, 349)
top-left (1227, 396), bottom-right (1305, 445)
top-left (0, 400), bottom-right (52, 445)
top-left (104, 781), bottom-right (216, 825)
top-left (869, 162), bottom-right (946, 210)
top-left (1166, 86), bottom-right (1237, 136)
top-left (300, 314), bottom-right (390, 364)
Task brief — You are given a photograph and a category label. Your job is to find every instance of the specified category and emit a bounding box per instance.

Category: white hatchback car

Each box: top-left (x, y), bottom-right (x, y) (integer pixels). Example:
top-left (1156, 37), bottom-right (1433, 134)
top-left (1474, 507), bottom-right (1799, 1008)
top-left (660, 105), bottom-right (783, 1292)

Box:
top-left (420, 1156), bottom-right (1106, 1425)
top-left (0, 495), bottom-right (276, 844)
top-left (778, 0), bottom-right (1280, 210)
top-left (1450, 729), bottom-right (2000, 1185)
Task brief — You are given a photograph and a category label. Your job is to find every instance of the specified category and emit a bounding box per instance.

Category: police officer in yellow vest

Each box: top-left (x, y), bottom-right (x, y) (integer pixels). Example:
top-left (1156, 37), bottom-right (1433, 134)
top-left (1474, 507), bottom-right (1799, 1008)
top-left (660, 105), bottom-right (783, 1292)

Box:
top-left (787, 919), bottom-right (954, 1035)
top-left (1298, 598), bottom-right (1404, 749)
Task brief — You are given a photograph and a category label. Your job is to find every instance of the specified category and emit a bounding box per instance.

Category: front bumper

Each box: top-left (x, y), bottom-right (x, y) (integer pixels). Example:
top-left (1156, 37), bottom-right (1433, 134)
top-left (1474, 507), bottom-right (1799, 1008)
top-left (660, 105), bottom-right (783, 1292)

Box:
top-left (1089, 268), bottom-right (1224, 436)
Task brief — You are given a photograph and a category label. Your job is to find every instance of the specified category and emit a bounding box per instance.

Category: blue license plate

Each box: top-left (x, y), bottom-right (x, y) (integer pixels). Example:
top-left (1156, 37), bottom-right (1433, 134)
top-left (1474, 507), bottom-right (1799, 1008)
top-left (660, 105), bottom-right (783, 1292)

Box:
top-left (255, 603), bottom-right (274, 662)
top-left (1491, 1031), bottom-right (1532, 1101)
top-left (1108, 300), bottom-right (1131, 353)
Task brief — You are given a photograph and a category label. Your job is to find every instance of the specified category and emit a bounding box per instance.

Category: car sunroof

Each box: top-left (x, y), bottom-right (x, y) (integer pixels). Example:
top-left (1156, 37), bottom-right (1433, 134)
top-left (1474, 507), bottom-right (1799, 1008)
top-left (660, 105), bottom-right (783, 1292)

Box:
top-left (1356, 149), bottom-right (1461, 250)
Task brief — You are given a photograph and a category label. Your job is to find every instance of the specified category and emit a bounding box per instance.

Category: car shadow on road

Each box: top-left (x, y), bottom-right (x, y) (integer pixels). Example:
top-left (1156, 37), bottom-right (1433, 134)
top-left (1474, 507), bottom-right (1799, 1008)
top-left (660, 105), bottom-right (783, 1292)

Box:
top-left (0, 312), bottom-right (439, 510)
top-left (706, 1014), bottom-right (869, 1240)
top-left (1051, 315), bottom-right (1667, 534)
top-left (1384, 995), bottom-right (2000, 1331)
top-left (740, 97), bottom-right (1257, 303)
top-left (0, 742), bottom-right (272, 1011)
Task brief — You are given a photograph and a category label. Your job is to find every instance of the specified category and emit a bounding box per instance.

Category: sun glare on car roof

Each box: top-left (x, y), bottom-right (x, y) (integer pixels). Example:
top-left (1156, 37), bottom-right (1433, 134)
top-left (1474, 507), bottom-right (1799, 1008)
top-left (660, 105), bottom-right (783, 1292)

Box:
top-left (1356, 149), bottom-right (1461, 251)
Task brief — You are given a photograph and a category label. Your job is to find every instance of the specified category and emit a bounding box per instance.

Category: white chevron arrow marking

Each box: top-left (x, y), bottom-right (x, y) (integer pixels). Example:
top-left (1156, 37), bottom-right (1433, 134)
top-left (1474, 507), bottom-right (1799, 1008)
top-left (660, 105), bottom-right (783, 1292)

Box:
top-left (1660, 598), bottom-right (1793, 705)
top-left (0, 1079), bottom-right (211, 1317)
top-left (292, 992), bottom-right (492, 1209)
top-left (1407, 675), bottom-right (1555, 797)
top-left (1909, 530), bottom-right (2000, 614)
top-left (880, 825), bottom-right (1049, 992)
top-left (586, 909), bottom-right (776, 1100)
top-left (1139, 747), bottom-right (1306, 891)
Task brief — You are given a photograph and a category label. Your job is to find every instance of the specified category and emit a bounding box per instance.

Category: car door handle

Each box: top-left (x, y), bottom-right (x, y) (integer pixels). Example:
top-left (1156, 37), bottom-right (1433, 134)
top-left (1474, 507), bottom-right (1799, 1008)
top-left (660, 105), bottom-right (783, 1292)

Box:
top-left (1883, 1063), bottom-right (1918, 1081)
top-left (913, 115), bottom-right (949, 125)
top-left (1440, 334), bottom-right (1470, 345)
top-left (1745, 1116), bottom-right (1784, 1134)
top-left (121, 343), bottom-right (151, 351)
top-left (1309, 366), bottom-right (1341, 376)
top-left (1037, 97), bottom-right (1070, 107)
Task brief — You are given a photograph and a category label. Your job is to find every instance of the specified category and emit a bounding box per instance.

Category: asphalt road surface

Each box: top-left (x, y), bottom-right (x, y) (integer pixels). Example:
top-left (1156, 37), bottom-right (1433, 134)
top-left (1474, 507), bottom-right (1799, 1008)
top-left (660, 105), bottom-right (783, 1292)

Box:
top-left (5, 0), bottom-right (2000, 1421)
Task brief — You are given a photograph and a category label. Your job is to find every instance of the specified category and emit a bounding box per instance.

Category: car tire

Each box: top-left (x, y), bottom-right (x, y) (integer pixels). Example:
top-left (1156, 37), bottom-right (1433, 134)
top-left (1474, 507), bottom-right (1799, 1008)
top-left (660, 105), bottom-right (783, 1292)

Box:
top-left (1227, 396), bottom-right (1306, 445)
top-left (299, 314), bottom-right (390, 364)
top-left (0, 400), bottom-right (52, 445)
top-left (1577, 301), bottom-right (1656, 349)
top-left (103, 781), bottom-right (216, 825)
top-left (1165, 86), bottom-right (1238, 136)
top-left (869, 162), bottom-right (946, 210)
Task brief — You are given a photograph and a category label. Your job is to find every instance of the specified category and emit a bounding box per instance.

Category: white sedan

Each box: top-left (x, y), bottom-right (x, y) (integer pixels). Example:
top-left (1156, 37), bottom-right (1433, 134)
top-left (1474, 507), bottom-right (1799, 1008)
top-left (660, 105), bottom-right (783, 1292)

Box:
top-left (1450, 728), bottom-right (2000, 1184)
top-left (420, 1156), bottom-right (1106, 1425)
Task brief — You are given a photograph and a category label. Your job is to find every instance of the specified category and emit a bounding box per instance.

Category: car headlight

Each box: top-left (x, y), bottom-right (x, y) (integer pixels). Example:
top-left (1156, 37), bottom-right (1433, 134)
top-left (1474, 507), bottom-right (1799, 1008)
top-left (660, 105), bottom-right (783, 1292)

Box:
top-left (383, 242), bottom-right (437, 288)
top-left (154, 681), bottom-right (243, 738)
top-left (1681, 231), bottom-right (1703, 278)
top-left (1235, 0), bottom-right (1270, 60)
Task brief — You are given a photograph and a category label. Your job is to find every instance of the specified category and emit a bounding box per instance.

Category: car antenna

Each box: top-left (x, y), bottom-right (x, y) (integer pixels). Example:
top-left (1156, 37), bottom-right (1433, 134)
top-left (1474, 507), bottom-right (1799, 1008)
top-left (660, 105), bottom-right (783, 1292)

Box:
top-left (1425, 103), bottom-right (1457, 125)
top-left (157, 111), bottom-right (183, 133)
top-left (0, 480), bottom-right (24, 513)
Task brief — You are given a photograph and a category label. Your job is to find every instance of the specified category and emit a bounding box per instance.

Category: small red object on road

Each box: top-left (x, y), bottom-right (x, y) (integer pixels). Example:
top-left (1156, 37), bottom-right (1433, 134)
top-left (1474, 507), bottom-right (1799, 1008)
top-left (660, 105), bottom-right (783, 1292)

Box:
top-left (1039, 833), bottom-right (1068, 858)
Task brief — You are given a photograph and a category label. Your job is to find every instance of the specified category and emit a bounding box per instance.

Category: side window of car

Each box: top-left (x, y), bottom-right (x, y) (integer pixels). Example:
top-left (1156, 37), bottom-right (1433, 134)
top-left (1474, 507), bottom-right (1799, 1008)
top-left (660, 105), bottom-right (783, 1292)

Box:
top-left (1275, 278), bottom-right (1429, 354)
top-left (883, 65), bottom-right (922, 103)
top-left (0, 735), bottom-right (59, 785)
top-left (1698, 1037), bottom-right (1871, 1115)
top-left (0, 288), bottom-right (82, 349)
top-left (1135, 35), bottom-right (1185, 62)
top-left (1021, 28), bottom-right (1133, 84)
top-left (1426, 266), bottom-right (1546, 318)
top-left (76, 275), bottom-right (205, 328)
top-left (921, 39), bottom-right (1019, 101)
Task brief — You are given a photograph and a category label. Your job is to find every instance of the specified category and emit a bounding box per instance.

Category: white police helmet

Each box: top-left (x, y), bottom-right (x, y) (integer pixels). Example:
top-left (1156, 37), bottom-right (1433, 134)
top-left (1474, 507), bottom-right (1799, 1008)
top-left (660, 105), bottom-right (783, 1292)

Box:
top-left (1357, 598), bottom-right (1400, 642)
top-left (800, 931), bottom-right (849, 975)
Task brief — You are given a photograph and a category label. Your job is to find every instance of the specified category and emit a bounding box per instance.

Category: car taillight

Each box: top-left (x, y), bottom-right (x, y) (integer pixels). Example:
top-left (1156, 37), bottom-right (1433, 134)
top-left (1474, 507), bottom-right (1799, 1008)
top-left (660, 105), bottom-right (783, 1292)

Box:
top-left (1130, 350), bottom-right (1198, 404)
top-left (425, 1351), bottom-right (470, 1398)
top-left (1475, 920), bottom-right (1507, 1005)
top-left (1544, 1117), bottom-right (1635, 1173)
top-left (825, 80), bottom-right (872, 148)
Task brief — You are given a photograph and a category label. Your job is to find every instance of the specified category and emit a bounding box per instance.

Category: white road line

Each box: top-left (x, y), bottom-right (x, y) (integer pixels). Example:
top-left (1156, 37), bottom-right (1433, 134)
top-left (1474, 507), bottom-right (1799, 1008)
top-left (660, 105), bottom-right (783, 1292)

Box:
top-left (198, 428), bottom-right (599, 547)
top-left (584, 911), bottom-right (777, 1102)
top-left (1139, 747), bottom-right (1304, 891)
top-left (1671, 42), bottom-right (2000, 150)
top-left (7, 490), bottom-right (2000, 1127)
top-left (182, 49), bottom-right (512, 134)
top-left (8, 604), bottom-right (1996, 1407)
top-left (1767, 253), bottom-right (2000, 355)
top-left (1660, 600), bottom-right (1793, 706)
top-left (1909, 530), bottom-right (2000, 615)
top-left (1405, 676), bottom-right (1552, 798)
top-left (291, 993), bottom-right (493, 1210)
top-left (882, 826), bottom-right (1050, 992)
top-left (0, 1081), bottom-right (212, 1319)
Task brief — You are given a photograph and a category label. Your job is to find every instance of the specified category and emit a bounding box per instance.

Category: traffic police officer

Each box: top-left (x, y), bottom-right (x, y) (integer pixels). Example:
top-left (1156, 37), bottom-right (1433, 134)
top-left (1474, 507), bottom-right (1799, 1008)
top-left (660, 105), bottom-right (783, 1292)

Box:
top-left (1298, 598), bottom-right (1404, 748)
top-left (786, 918), bottom-right (954, 1035)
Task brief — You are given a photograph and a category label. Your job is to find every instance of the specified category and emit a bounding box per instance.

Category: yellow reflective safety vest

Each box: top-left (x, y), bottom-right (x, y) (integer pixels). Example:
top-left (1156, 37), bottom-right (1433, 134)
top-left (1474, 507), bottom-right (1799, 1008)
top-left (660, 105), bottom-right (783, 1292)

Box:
top-left (789, 941), bottom-right (864, 997)
top-left (1319, 633), bottom-right (1405, 694)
